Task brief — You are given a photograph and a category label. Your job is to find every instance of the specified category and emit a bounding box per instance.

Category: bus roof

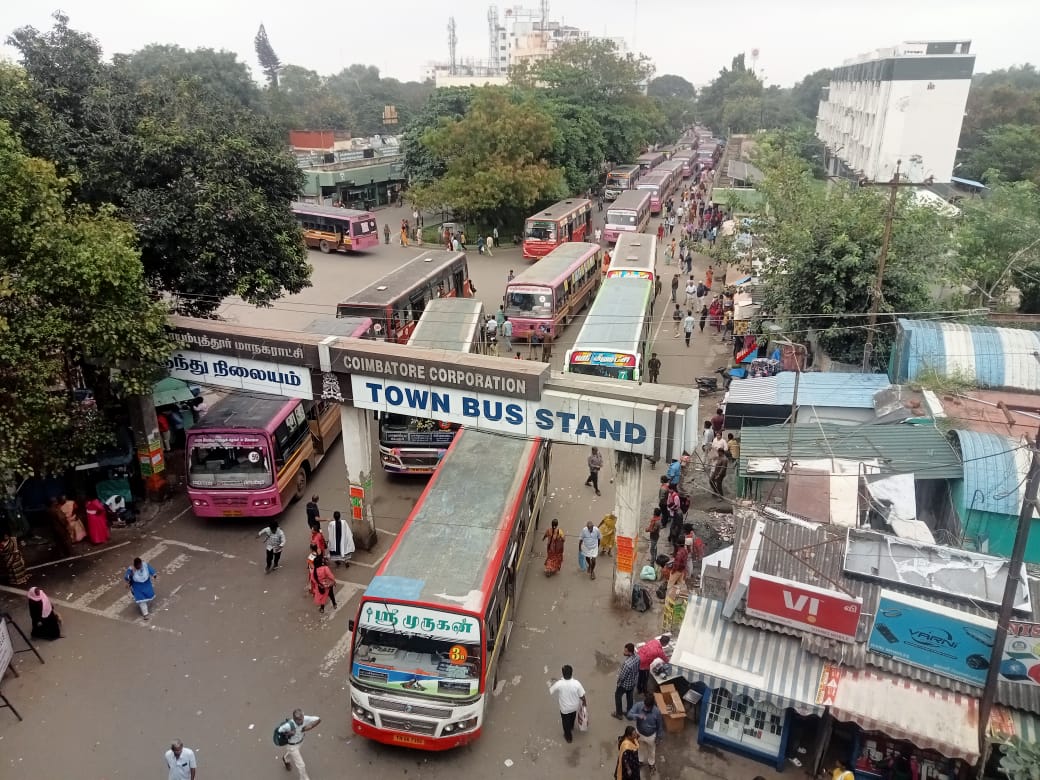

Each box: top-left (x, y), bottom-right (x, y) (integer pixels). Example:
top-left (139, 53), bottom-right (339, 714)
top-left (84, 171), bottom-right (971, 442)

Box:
top-left (407, 297), bottom-right (485, 352)
top-left (508, 242), bottom-right (600, 288)
top-left (303, 316), bottom-right (374, 338)
top-left (608, 164), bottom-right (640, 174)
top-left (657, 160), bottom-right (684, 175)
top-left (610, 233), bottom-right (657, 274)
top-left (525, 198), bottom-right (591, 223)
top-left (337, 251), bottom-right (466, 308)
top-left (671, 150), bottom-right (696, 161)
top-left (196, 392), bottom-right (296, 432)
top-left (366, 429), bottom-right (540, 611)
top-left (606, 190), bottom-right (651, 212)
top-left (571, 277), bottom-right (653, 354)
top-left (637, 171), bottom-right (670, 187)
top-left (637, 152), bottom-right (664, 163)
top-left (291, 201), bottom-right (375, 220)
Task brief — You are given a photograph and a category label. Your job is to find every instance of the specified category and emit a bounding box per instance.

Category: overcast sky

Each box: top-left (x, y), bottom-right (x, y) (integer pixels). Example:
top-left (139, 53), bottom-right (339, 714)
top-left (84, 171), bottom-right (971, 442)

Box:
top-left (2, 0), bottom-right (1037, 87)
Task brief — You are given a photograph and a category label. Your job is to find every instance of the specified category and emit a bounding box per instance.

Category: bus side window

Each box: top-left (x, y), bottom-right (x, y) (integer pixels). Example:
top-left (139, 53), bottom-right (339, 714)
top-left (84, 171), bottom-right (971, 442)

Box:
top-left (485, 598), bottom-right (503, 652)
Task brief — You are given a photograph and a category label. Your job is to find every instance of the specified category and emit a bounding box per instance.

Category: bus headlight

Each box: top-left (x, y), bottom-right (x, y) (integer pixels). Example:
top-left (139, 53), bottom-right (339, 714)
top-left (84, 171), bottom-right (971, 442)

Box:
top-left (352, 703), bottom-right (376, 723)
top-left (443, 716), bottom-right (478, 734)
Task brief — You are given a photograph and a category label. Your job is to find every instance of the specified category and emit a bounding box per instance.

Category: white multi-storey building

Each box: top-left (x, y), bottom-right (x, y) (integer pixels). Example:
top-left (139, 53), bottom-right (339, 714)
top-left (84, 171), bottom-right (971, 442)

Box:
top-left (816, 40), bottom-right (975, 183)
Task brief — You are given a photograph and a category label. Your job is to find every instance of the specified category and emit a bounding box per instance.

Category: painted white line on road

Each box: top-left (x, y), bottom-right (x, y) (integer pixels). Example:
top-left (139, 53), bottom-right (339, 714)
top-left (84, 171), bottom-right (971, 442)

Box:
top-left (73, 580), bottom-right (125, 609)
top-left (149, 535), bottom-right (236, 558)
top-left (0, 584), bottom-right (180, 635)
top-left (318, 581), bottom-right (366, 678)
top-left (26, 540), bottom-right (132, 571)
top-left (161, 553), bottom-right (191, 575)
top-left (346, 551), bottom-right (388, 570)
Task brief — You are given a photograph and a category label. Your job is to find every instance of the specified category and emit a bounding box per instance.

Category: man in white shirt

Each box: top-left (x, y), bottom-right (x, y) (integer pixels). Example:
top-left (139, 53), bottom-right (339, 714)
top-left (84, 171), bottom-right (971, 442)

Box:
top-left (277, 709), bottom-right (321, 780)
top-left (500, 317), bottom-right (514, 357)
top-left (579, 520), bottom-right (602, 580)
top-left (549, 665), bottom-right (587, 743)
top-left (163, 740), bottom-right (196, 780)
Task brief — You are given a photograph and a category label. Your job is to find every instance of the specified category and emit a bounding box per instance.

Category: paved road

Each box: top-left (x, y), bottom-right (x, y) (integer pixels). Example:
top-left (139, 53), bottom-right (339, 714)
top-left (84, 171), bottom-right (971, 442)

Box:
top-left (0, 199), bottom-right (766, 779)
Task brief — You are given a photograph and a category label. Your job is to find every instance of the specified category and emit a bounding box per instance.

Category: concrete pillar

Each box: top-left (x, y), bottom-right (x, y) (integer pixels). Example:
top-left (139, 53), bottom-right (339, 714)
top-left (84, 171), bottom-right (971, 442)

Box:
top-left (340, 405), bottom-right (378, 551)
top-left (127, 394), bottom-right (167, 497)
top-left (611, 451), bottom-right (643, 608)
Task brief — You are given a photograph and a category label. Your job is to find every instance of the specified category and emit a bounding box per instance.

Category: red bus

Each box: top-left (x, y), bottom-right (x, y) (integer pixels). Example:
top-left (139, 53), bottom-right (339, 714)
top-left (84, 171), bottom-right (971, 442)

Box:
top-left (636, 151), bottom-right (667, 171)
top-left (635, 170), bottom-right (677, 215)
top-left (671, 150), bottom-right (696, 179)
top-left (521, 198), bottom-right (593, 260)
top-left (336, 251), bottom-right (472, 343)
top-left (348, 429), bottom-right (551, 750)
top-left (292, 201), bottom-right (380, 253)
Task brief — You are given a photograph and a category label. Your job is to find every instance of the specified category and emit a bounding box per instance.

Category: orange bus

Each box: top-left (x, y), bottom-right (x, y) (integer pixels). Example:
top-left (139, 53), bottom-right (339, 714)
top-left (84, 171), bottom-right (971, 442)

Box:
top-left (521, 198), bottom-right (593, 260)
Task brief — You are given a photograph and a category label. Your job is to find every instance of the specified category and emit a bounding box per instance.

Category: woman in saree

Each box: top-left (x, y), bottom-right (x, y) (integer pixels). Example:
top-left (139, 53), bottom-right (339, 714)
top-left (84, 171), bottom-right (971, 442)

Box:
top-left (543, 519), bottom-right (565, 576)
top-left (616, 725), bottom-right (641, 780)
top-left (598, 513), bottom-right (617, 556)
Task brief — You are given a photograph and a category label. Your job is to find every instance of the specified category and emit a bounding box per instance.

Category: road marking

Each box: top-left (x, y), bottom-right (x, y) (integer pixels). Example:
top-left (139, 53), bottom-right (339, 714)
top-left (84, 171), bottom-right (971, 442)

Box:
top-left (26, 541), bottom-right (132, 571)
top-left (0, 585), bottom-right (179, 635)
top-left (72, 542), bottom-right (167, 608)
top-left (149, 535), bottom-right (237, 558)
top-left (347, 551), bottom-right (388, 570)
top-left (161, 553), bottom-right (191, 575)
top-left (318, 581), bottom-right (366, 678)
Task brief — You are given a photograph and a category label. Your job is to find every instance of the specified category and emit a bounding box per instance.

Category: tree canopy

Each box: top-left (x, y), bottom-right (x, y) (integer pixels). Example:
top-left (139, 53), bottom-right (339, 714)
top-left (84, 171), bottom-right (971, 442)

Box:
top-left (4, 13), bottom-right (311, 315)
top-left (958, 65), bottom-right (1040, 184)
top-left (0, 120), bottom-right (169, 476)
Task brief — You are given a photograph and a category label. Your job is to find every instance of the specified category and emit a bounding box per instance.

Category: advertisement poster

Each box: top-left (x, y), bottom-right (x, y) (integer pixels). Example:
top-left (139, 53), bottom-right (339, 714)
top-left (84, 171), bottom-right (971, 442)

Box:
top-left (868, 591), bottom-right (996, 686)
top-left (745, 573), bottom-right (861, 642)
top-left (1001, 621), bottom-right (1040, 686)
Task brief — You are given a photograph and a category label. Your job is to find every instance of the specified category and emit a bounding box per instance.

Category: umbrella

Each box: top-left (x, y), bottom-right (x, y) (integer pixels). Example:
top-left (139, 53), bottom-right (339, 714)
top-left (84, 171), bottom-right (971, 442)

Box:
top-left (153, 377), bottom-right (196, 407)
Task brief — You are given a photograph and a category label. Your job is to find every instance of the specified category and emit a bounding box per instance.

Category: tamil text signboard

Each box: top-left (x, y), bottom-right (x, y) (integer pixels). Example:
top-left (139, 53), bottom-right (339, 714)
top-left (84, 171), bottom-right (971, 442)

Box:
top-left (745, 572), bottom-right (861, 642)
top-left (868, 590), bottom-right (996, 686)
top-left (166, 351), bottom-right (313, 400)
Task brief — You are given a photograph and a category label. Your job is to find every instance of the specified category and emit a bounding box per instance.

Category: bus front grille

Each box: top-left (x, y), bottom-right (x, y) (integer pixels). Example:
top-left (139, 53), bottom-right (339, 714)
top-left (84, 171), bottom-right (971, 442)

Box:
top-left (379, 716), bottom-right (438, 736)
top-left (369, 697), bottom-right (451, 719)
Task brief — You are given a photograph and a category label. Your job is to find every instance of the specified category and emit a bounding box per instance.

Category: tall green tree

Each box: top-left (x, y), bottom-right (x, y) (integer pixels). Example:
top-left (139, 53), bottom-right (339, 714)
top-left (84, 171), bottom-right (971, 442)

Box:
top-left (962, 124), bottom-right (1040, 185)
top-left (648, 74), bottom-right (696, 101)
top-left (752, 157), bottom-right (952, 365)
top-left (401, 86), bottom-right (474, 185)
top-left (408, 89), bottom-right (565, 226)
top-left (5, 13), bottom-right (311, 315)
top-left (254, 24), bottom-right (281, 89)
top-left (787, 68), bottom-right (833, 122)
top-left (0, 120), bottom-right (170, 476)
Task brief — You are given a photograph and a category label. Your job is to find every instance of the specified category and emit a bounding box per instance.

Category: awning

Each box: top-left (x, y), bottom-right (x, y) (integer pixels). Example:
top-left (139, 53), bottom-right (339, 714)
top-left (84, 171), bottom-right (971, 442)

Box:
top-left (817, 665), bottom-right (980, 763)
top-left (990, 705), bottom-right (1040, 744)
top-left (671, 595), bottom-right (826, 716)
top-left (153, 377), bottom-right (197, 407)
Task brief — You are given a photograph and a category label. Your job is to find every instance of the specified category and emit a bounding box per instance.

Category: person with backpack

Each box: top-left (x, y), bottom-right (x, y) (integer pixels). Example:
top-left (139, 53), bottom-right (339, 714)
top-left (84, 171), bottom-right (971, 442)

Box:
top-left (274, 709), bottom-right (321, 779)
top-left (646, 508), bottom-right (663, 564)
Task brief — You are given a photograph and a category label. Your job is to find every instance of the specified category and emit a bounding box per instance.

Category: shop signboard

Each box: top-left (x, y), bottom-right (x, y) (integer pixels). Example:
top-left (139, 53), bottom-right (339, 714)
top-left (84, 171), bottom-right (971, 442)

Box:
top-left (1000, 620), bottom-right (1040, 686)
top-left (745, 572), bottom-right (861, 642)
top-left (0, 618), bottom-right (12, 681)
top-left (615, 536), bottom-right (635, 574)
top-left (868, 591), bottom-right (996, 686)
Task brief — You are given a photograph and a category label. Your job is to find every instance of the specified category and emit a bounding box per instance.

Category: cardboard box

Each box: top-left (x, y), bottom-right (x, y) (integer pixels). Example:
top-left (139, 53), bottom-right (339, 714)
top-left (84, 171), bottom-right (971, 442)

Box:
top-left (655, 684), bottom-right (687, 733)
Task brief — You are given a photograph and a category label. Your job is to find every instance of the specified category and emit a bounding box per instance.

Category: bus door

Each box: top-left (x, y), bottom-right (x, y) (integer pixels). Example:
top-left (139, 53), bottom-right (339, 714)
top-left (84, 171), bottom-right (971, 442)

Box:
top-left (452, 268), bottom-right (466, 297)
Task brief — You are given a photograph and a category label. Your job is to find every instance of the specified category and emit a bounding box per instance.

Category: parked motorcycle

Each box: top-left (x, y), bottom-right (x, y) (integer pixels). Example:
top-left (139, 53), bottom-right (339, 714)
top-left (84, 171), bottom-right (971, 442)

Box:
top-left (694, 366), bottom-right (736, 394)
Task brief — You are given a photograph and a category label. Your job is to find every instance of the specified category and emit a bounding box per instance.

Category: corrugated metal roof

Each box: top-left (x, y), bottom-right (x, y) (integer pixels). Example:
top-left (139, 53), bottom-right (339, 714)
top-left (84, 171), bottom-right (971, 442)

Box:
top-left (726, 376), bottom-right (780, 404)
top-left (729, 511), bottom-right (1040, 714)
top-left (738, 422), bottom-right (963, 479)
top-left (951, 430), bottom-right (1031, 516)
top-left (776, 373), bottom-right (891, 408)
top-left (671, 595), bottom-right (826, 716)
top-left (893, 319), bottom-right (1040, 392)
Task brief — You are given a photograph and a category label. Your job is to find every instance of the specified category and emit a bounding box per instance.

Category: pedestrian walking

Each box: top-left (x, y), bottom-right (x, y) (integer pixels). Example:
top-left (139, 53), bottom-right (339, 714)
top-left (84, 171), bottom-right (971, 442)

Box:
top-left (507, 269), bottom-right (515, 282)
top-left (540, 324), bottom-right (553, 362)
top-left (549, 665), bottom-right (587, 743)
top-left (683, 310), bottom-right (696, 347)
top-left (670, 274), bottom-right (679, 303)
top-left (485, 234), bottom-right (495, 256)
top-left (683, 278), bottom-right (696, 307)
top-left (616, 726), bottom-right (641, 780)
top-left (310, 521), bottom-right (327, 557)
top-left (706, 264), bottom-right (714, 290)
top-left (305, 494), bottom-right (321, 532)
top-left (594, 227), bottom-right (602, 244)
top-left (326, 510), bottom-right (354, 567)
top-left (710, 448), bottom-right (729, 496)
top-left (529, 326), bottom-right (542, 360)
top-left (276, 709), bottom-right (321, 780)
top-left (647, 352), bottom-right (661, 383)
top-left (698, 305), bottom-right (709, 333)
top-left (585, 447), bottom-right (604, 495)
top-left (164, 739), bottom-right (197, 780)
top-left (493, 226), bottom-right (499, 247)
top-left (612, 643), bottom-right (639, 719)
top-left (0, 534), bottom-right (29, 587)
top-left (657, 475), bottom-right (670, 523)
top-left (500, 316), bottom-right (514, 357)
top-left (485, 316), bottom-right (499, 355)
top-left (309, 554), bottom-right (338, 613)
top-left (711, 406), bottom-right (726, 434)
top-left (543, 518), bottom-right (565, 576)
top-left (259, 520), bottom-right (286, 572)
top-left (599, 512), bottom-right (617, 556)
top-left (671, 303), bottom-right (682, 337)
top-left (124, 556), bottom-right (158, 620)
top-left (627, 693), bottom-right (665, 774)
top-left (579, 520), bottom-right (602, 579)
top-left (477, 236), bottom-right (486, 255)
top-left (656, 222), bottom-right (664, 241)
top-left (383, 224), bottom-right (390, 244)
top-left (400, 221), bottom-right (409, 247)
top-left (666, 456), bottom-right (682, 488)
top-left (646, 508), bottom-right (663, 564)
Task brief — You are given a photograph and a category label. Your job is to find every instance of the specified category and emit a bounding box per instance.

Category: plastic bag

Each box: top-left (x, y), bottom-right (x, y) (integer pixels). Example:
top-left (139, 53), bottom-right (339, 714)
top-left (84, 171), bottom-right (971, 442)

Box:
top-left (576, 703), bottom-right (589, 732)
top-left (639, 565), bottom-right (657, 581)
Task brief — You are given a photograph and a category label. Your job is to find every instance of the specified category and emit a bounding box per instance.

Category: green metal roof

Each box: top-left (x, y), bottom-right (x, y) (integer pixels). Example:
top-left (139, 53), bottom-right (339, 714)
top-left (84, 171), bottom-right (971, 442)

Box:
top-left (738, 422), bottom-right (963, 479)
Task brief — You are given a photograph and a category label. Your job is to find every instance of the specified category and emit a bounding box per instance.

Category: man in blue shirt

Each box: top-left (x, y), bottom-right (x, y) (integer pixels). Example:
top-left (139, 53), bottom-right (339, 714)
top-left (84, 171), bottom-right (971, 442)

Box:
top-left (666, 458), bottom-right (681, 489)
top-left (628, 693), bottom-right (664, 774)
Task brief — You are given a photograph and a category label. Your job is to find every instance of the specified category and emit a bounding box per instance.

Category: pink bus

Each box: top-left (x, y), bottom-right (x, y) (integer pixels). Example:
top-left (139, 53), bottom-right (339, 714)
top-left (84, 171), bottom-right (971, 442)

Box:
top-left (503, 242), bottom-right (601, 339)
top-left (636, 170), bottom-right (674, 215)
top-left (671, 150), bottom-right (696, 179)
top-left (603, 190), bottom-right (652, 244)
top-left (292, 201), bottom-right (380, 253)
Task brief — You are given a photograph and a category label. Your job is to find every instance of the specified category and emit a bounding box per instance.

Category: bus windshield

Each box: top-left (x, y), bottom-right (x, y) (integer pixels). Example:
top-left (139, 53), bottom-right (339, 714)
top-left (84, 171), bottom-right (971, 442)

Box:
top-left (606, 175), bottom-right (629, 188)
top-left (353, 625), bottom-right (482, 699)
top-left (505, 286), bottom-right (553, 317)
top-left (525, 221), bottom-right (556, 241)
top-left (187, 433), bottom-right (273, 489)
top-left (606, 209), bottom-right (637, 226)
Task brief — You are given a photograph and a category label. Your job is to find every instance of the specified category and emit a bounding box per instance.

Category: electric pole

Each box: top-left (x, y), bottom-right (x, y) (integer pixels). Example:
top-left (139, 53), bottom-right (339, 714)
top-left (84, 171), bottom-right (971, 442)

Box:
top-left (976, 413), bottom-right (1040, 767)
top-left (860, 160), bottom-right (901, 372)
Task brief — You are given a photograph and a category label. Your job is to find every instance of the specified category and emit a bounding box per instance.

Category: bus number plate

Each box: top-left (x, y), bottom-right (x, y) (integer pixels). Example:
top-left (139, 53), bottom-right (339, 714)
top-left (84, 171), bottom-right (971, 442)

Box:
top-left (392, 734), bottom-right (427, 747)
top-left (222, 510), bottom-right (243, 517)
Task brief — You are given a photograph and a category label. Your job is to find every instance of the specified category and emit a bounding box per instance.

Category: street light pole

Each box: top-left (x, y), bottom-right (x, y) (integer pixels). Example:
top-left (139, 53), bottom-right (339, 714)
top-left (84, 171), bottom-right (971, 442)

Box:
top-left (775, 339), bottom-right (806, 510)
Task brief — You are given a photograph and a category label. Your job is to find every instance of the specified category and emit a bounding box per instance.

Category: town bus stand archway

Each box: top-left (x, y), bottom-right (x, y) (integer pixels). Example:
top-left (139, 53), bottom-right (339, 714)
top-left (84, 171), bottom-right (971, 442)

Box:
top-left (162, 316), bottom-right (699, 607)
